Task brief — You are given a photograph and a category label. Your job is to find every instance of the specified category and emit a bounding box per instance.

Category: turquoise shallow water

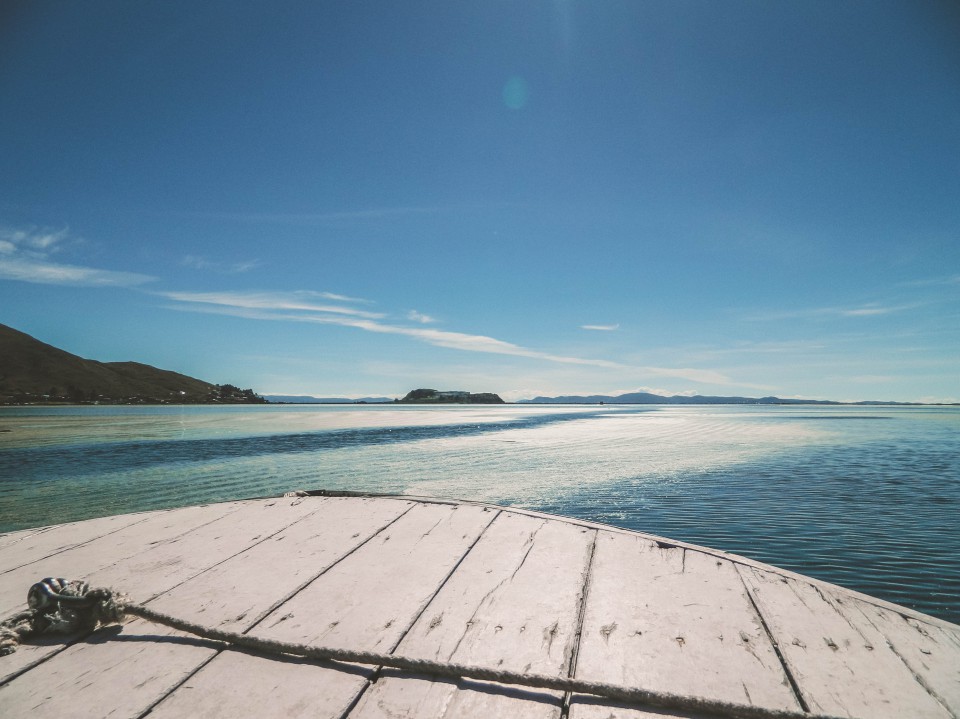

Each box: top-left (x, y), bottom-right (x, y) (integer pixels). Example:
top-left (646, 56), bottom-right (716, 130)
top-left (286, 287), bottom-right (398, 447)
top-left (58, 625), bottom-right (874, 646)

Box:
top-left (1, 404), bottom-right (958, 623)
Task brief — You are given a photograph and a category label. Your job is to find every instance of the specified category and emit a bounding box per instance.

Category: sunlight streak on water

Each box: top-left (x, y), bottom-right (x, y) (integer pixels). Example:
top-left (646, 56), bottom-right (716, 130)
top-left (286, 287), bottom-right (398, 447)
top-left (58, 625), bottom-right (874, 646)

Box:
top-left (1, 404), bottom-right (957, 623)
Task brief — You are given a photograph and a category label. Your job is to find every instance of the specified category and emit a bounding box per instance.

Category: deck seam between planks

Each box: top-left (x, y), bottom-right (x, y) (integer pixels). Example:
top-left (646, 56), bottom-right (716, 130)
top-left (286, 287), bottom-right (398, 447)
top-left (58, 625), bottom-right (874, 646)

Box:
top-left (736, 564), bottom-right (811, 714)
top-left (133, 499), bottom-right (421, 719)
top-left (0, 503), bottom-right (266, 687)
top-left (560, 529), bottom-right (598, 719)
top-left (240, 500), bottom-right (420, 636)
top-left (244, 490), bottom-right (959, 632)
top-left (0, 510), bottom-right (180, 577)
top-left (850, 602), bottom-right (958, 718)
top-left (341, 507), bottom-right (502, 718)
top-left (0, 638), bottom-right (76, 687)
top-left (1, 498), bottom-right (339, 694)
top-left (138, 499), bottom-right (340, 609)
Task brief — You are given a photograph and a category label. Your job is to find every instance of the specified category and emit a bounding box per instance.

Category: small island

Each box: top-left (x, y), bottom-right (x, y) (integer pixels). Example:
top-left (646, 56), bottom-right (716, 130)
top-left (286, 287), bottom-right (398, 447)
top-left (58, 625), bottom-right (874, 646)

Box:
top-left (396, 388), bottom-right (505, 404)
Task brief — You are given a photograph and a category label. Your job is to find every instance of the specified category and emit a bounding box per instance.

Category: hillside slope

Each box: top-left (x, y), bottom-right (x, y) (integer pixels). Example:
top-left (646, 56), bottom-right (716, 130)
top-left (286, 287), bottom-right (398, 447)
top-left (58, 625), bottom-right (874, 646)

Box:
top-left (0, 323), bottom-right (263, 404)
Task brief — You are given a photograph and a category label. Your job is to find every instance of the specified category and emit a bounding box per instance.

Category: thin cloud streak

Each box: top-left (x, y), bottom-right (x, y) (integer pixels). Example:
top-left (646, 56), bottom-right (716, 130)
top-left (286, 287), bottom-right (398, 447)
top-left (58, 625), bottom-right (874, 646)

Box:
top-left (0, 256), bottom-right (155, 287)
top-left (901, 274), bottom-right (960, 287)
top-left (181, 204), bottom-right (454, 224)
top-left (745, 302), bottom-right (920, 321)
top-left (162, 292), bottom-right (736, 384)
top-left (0, 225), bottom-right (154, 287)
top-left (581, 323), bottom-right (619, 331)
top-left (320, 291), bottom-right (373, 304)
top-left (159, 290), bottom-right (385, 319)
top-left (181, 254), bottom-right (260, 273)
top-left (407, 310), bottom-right (437, 324)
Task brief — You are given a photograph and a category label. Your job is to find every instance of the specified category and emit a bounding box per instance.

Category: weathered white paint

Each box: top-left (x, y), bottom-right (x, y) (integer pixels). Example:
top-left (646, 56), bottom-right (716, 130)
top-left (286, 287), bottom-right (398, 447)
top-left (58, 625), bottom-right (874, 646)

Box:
top-left (0, 495), bottom-right (957, 719)
top-left (738, 564), bottom-right (952, 718)
top-left (571, 531), bottom-right (799, 716)
top-left (0, 509), bottom-right (165, 573)
top-left (0, 502), bottom-right (244, 618)
top-left (148, 502), bottom-right (496, 718)
top-left (350, 511), bottom-right (595, 718)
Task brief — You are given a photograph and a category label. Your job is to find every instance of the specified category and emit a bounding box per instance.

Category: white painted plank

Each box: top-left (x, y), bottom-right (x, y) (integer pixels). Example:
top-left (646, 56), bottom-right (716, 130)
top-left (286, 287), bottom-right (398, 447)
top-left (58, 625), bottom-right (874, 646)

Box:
top-left (0, 619), bottom-right (216, 717)
top-left (145, 496), bottom-right (414, 631)
top-left (142, 649), bottom-right (370, 719)
top-left (353, 670), bottom-right (563, 719)
top-left (259, 502), bottom-right (495, 650)
top-left (143, 501), bottom-right (495, 719)
top-left (0, 498), bottom-right (302, 686)
top-left (349, 512), bottom-right (596, 719)
top-left (0, 509), bottom-right (165, 574)
top-left (0, 527), bottom-right (47, 550)
top-left (80, 496), bottom-right (326, 605)
top-left (841, 596), bottom-right (960, 716)
top-left (0, 497), bottom-right (415, 717)
top-left (568, 697), bottom-right (710, 719)
top-left (0, 501), bottom-right (244, 619)
top-left (738, 564), bottom-right (951, 718)
top-left (571, 532), bottom-right (798, 717)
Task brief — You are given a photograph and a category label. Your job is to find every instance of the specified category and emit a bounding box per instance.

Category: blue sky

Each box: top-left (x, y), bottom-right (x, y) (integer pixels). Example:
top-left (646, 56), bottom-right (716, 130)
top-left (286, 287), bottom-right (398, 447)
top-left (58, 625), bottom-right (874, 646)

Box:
top-left (1, 1), bottom-right (958, 402)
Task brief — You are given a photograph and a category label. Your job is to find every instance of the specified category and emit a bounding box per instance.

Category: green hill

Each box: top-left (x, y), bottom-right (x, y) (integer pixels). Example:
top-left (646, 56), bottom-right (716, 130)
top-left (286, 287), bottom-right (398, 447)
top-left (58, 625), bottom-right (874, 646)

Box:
top-left (0, 322), bottom-right (265, 405)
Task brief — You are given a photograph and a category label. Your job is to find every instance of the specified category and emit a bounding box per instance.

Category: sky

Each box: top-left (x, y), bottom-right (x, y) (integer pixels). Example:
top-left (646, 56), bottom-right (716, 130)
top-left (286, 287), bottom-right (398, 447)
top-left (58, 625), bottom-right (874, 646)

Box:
top-left (1, 1), bottom-right (958, 402)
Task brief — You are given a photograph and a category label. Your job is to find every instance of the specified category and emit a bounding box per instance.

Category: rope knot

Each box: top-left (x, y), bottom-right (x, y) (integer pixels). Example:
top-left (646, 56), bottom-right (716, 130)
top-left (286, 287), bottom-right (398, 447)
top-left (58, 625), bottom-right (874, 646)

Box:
top-left (0, 578), bottom-right (128, 656)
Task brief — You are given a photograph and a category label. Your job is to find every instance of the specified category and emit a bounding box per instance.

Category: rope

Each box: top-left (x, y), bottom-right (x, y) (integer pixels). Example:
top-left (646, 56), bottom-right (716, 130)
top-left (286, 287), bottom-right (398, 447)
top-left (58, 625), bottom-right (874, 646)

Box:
top-left (1, 578), bottom-right (848, 719)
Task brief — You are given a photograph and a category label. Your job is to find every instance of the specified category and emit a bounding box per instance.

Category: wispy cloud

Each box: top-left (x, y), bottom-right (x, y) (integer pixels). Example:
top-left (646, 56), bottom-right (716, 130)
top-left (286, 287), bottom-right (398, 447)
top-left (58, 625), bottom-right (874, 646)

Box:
top-left (183, 204), bottom-right (454, 224)
top-left (0, 226), bottom-right (71, 252)
top-left (181, 254), bottom-right (260, 274)
top-left (0, 256), bottom-right (155, 286)
top-left (321, 291), bottom-right (373, 304)
top-left (162, 289), bottom-right (734, 384)
top-left (0, 226), bottom-right (155, 287)
top-left (0, 226), bottom-right (70, 256)
top-left (159, 290), bottom-right (384, 319)
top-left (581, 323), bottom-right (619, 331)
top-left (745, 302), bottom-right (920, 321)
top-left (407, 310), bottom-right (437, 324)
top-left (901, 274), bottom-right (960, 287)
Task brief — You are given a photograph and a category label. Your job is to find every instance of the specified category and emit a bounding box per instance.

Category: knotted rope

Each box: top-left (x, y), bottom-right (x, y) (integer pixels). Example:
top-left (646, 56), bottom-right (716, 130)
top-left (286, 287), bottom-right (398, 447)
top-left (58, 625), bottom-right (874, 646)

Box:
top-left (1, 578), bottom-right (847, 719)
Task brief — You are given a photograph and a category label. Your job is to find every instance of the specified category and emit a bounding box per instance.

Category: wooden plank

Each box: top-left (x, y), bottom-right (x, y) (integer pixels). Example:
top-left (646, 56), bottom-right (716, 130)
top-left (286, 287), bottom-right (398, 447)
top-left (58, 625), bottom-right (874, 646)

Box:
top-left (258, 502), bottom-right (495, 650)
top-left (351, 670), bottom-right (564, 719)
top-left (78, 495), bottom-right (326, 604)
top-left (568, 698), bottom-right (709, 719)
top-left (143, 649), bottom-right (371, 719)
top-left (570, 531), bottom-right (798, 719)
top-left (0, 501), bottom-right (246, 619)
top-left (0, 509), bottom-right (165, 574)
top-left (1, 497), bottom-right (416, 718)
top-left (348, 512), bottom-right (596, 719)
top-left (0, 619), bottom-right (217, 716)
top-left (0, 498), bottom-right (308, 686)
top-left (145, 502), bottom-right (495, 719)
top-left (0, 527), bottom-right (47, 550)
top-left (483, 502), bottom-right (960, 633)
top-left (738, 564), bottom-right (952, 718)
top-left (144, 496), bottom-right (415, 631)
top-left (840, 596), bottom-right (960, 716)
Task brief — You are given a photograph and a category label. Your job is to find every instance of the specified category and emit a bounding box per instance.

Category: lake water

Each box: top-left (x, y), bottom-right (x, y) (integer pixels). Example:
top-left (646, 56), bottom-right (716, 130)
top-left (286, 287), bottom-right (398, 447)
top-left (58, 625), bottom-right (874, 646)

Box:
top-left (1, 404), bottom-right (958, 624)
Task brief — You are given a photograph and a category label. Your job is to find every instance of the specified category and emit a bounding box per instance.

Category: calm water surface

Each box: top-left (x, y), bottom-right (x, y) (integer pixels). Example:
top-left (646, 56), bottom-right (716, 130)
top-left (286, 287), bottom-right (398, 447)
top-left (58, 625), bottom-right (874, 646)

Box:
top-left (1, 404), bottom-right (958, 623)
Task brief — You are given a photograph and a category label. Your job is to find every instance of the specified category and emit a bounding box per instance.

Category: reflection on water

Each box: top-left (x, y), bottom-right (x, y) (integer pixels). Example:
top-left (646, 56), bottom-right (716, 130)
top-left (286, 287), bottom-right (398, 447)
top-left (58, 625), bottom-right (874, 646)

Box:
top-left (1, 404), bottom-right (958, 623)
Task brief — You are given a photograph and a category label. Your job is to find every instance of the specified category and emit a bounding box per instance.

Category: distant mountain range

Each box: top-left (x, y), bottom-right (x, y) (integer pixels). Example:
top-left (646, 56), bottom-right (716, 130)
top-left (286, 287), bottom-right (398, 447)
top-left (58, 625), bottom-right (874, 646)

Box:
top-left (0, 322), bottom-right (266, 405)
top-left (265, 395), bottom-right (395, 404)
top-left (518, 391), bottom-right (930, 406)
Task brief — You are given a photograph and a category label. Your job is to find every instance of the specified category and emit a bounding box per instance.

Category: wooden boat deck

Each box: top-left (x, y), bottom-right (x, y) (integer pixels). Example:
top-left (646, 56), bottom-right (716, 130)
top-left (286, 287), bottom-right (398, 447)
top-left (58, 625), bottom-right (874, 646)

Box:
top-left (0, 492), bottom-right (958, 718)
